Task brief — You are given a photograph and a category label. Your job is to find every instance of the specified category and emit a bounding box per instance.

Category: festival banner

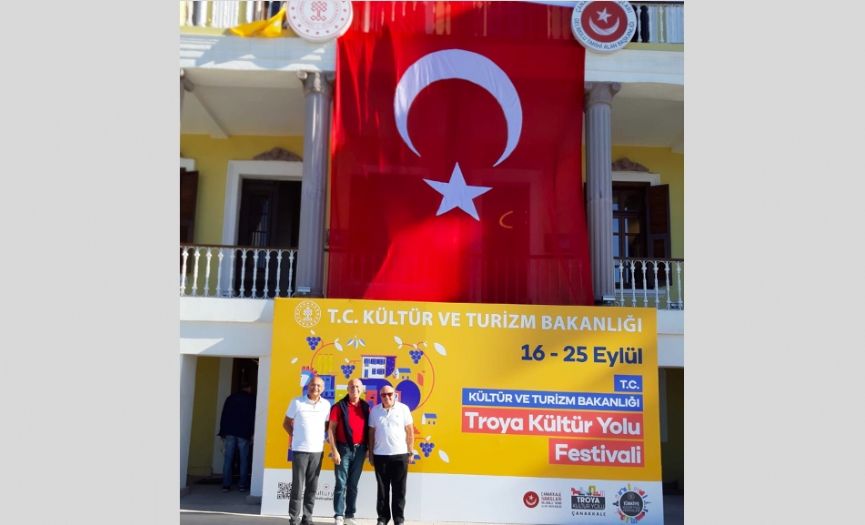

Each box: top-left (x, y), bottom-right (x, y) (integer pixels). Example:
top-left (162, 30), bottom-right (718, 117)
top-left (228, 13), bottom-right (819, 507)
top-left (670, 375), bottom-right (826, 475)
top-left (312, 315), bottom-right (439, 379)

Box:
top-left (262, 298), bottom-right (664, 524)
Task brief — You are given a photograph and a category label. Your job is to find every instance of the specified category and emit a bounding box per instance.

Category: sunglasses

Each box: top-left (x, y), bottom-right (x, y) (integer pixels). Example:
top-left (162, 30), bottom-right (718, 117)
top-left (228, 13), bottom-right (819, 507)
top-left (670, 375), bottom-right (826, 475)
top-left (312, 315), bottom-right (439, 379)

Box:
top-left (381, 392), bottom-right (395, 397)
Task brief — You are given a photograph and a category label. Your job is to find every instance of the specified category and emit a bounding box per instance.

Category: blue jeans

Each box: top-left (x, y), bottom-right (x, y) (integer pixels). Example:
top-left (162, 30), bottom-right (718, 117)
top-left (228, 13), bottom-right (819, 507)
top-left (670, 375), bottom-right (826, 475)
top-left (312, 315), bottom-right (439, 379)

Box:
top-left (222, 435), bottom-right (251, 489)
top-left (333, 443), bottom-right (367, 518)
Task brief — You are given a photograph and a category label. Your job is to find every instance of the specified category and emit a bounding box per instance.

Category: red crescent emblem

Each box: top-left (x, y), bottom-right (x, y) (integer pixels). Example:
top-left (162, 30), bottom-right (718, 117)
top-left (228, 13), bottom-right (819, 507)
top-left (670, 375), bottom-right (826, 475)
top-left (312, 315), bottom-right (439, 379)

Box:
top-left (571, 1), bottom-right (636, 53)
top-left (580, 2), bottom-right (629, 43)
top-left (522, 491), bottom-right (539, 508)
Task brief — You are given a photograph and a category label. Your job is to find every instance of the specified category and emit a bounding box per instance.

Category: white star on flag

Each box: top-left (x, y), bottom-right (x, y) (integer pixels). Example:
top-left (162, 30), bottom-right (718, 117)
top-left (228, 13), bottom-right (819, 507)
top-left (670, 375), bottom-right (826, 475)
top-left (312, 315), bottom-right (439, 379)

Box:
top-left (424, 163), bottom-right (492, 221)
top-left (596, 8), bottom-right (612, 23)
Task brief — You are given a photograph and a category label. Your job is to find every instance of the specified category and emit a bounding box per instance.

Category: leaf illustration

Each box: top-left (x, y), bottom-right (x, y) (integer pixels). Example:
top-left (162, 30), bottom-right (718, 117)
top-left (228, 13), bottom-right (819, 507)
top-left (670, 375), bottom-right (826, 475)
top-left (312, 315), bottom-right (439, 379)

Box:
top-left (290, 357), bottom-right (298, 364)
top-left (433, 342), bottom-right (447, 356)
top-left (334, 339), bottom-right (343, 351)
top-left (438, 449), bottom-right (450, 463)
top-left (394, 336), bottom-right (403, 346)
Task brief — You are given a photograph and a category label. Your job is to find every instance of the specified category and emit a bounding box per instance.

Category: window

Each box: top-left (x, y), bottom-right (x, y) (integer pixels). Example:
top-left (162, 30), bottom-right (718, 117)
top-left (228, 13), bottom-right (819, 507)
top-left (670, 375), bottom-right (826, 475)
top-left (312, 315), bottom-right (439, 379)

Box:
top-left (611, 179), bottom-right (671, 290)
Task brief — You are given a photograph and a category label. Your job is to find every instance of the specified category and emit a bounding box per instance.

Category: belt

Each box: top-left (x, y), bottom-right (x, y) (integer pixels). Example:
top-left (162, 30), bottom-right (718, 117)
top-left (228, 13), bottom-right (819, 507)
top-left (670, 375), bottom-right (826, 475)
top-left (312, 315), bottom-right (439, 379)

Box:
top-left (337, 442), bottom-right (364, 447)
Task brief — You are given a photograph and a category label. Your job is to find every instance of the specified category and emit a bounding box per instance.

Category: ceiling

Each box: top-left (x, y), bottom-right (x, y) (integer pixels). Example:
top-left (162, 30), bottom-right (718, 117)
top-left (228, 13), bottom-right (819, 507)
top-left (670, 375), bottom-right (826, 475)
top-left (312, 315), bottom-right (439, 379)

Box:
top-left (181, 68), bottom-right (683, 151)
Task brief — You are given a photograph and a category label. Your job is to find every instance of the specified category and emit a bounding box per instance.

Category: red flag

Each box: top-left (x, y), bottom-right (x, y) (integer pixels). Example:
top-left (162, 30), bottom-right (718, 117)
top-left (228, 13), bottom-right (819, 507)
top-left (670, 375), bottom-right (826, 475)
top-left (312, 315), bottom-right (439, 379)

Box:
top-left (327, 1), bottom-right (593, 305)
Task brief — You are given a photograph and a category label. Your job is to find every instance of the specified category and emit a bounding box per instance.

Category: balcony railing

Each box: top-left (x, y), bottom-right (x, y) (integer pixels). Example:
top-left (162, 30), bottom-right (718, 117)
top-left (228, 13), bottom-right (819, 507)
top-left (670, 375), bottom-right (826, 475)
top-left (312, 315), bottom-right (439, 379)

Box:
top-left (614, 257), bottom-right (684, 310)
top-left (179, 1), bottom-right (683, 45)
top-left (179, 1), bottom-right (285, 30)
top-left (179, 246), bottom-right (684, 310)
top-left (631, 2), bottom-right (684, 45)
top-left (180, 244), bottom-right (297, 299)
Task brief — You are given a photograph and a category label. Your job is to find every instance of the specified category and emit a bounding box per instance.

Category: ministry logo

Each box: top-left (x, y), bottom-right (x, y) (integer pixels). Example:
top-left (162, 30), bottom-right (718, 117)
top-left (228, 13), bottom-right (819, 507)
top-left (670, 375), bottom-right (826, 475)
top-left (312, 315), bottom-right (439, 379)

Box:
top-left (613, 484), bottom-right (650, 523)
top-left (571, 486), bottom-right (606, 517)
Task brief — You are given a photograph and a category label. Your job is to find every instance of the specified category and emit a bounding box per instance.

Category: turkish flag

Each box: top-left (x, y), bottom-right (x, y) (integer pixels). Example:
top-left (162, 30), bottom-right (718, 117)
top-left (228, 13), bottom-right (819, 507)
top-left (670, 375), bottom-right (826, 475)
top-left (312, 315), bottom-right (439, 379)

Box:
top-left (327, 1), bottom-right (593, 305)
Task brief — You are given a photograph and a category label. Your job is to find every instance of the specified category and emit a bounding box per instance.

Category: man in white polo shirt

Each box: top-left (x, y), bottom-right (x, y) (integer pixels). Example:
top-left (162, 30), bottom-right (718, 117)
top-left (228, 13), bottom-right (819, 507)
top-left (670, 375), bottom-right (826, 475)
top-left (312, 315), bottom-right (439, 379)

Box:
top-left (368, 385), bottom-right (415, 525)
top-left (283, 375), bottom-right (331, 525)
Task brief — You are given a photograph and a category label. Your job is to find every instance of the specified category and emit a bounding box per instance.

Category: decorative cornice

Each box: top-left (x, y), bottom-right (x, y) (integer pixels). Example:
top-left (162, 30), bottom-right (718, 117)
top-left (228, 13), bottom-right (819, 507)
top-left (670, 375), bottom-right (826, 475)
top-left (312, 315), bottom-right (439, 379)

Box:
top-left (611, 157), bottom-right (650, 172)
top-left (298, 71), bottom-right (334, 95)
top-left (584, 82), bottom-right (621, 107)
top-left (253, 147), bottom-right (303, 162)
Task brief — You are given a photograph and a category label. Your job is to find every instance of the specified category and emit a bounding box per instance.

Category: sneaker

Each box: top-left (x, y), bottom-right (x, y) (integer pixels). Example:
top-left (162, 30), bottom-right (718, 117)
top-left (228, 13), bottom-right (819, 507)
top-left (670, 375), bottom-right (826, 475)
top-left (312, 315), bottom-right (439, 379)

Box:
top-left (345, 519), bottom-right (358, 525)
top-left (221, 487), bottom-right (230, 492)
top-left (376, 521), bottom-right (387, 525)
top-left (239, 487), bottom-right (248, 493)
top-left (335, 517), bottom-right (345, 525)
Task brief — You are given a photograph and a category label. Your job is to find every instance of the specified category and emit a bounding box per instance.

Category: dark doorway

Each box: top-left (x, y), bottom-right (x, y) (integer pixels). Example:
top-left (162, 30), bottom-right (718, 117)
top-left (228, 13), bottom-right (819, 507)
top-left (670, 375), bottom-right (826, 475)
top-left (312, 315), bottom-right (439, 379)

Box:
top-left (225, 358), bottom-right (258, 491)
top-left (234, 179), bottom-right (301, 297)
top-left (231, 358), bottom-right (259, 395)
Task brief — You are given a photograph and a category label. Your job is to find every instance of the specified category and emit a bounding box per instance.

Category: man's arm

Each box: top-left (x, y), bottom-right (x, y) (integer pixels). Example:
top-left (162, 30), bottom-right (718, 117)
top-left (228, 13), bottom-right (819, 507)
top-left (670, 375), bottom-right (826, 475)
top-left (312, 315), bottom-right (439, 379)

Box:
top-left (367, 426), bottom-right (376, 464)
top-left (283, 416), bottom-right (294, 450)
top-left (405, 423), bottom-right (415, 463)
top-left (326, 412), bottom-right (341, 464)
top-left (405, 406), bottom-right (415, 463)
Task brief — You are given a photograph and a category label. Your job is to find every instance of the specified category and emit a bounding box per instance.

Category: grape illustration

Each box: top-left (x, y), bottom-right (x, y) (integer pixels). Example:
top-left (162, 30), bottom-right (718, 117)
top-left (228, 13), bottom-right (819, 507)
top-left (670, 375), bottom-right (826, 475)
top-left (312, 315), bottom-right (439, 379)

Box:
top-left (339, 364), bottom-right (356, 379)
top-left (419, 442), bottom-right (435, 457)
top-left (305, 336), bottom-right (321, 350)
top-left (408, 349), bottom-right (424, 364)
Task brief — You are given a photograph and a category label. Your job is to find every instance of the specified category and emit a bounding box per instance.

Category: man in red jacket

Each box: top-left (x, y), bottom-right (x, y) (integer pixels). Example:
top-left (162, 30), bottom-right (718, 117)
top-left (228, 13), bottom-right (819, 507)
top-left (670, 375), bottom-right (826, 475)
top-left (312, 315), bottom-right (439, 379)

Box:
top-left (326, 378), bottom-right (370, 525)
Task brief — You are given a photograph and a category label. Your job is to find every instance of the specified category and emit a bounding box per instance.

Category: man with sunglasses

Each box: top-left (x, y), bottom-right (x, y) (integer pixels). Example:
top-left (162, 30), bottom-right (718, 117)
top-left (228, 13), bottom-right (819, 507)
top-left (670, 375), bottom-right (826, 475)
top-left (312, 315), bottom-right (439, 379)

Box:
top-left (283, 375), bottom-right (331, 525)
top-left (368, 386), bottom-right (415, 525)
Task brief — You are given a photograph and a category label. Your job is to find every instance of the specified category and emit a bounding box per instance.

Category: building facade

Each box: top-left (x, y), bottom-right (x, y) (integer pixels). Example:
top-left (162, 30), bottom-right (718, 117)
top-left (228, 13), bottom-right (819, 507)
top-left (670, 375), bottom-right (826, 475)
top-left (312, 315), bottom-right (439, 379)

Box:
top-left (179, 0), bottom-right (684, 501)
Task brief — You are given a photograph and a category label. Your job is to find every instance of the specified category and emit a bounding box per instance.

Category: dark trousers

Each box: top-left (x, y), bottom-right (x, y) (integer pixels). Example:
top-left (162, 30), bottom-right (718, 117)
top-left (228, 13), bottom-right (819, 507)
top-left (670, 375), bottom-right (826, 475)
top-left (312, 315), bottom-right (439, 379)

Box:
top-left (373, 454), bottom-right (409, 524)
top-left (289, 451), bottom-right (323, 525)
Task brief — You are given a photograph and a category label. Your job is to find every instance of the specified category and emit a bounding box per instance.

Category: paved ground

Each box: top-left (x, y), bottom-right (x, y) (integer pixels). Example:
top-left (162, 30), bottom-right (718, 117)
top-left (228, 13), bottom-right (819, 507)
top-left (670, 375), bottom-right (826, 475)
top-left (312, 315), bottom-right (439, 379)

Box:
top-left (181, 484), bottom-right (683, 525)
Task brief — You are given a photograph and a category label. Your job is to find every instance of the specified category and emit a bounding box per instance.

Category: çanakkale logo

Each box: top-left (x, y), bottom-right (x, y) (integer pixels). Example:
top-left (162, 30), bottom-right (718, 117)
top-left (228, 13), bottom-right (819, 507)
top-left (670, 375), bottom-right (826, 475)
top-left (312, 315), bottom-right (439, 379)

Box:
top-left (613, 484), bottom-right (650, 523)
top-left (571, 485), bottom-right (606, 517)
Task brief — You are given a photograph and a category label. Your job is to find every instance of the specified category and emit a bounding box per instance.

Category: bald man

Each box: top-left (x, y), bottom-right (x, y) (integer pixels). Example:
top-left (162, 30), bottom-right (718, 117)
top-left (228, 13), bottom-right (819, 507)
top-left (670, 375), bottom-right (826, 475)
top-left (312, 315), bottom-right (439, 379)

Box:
top-left (368, 385), bottom-right (415, 525)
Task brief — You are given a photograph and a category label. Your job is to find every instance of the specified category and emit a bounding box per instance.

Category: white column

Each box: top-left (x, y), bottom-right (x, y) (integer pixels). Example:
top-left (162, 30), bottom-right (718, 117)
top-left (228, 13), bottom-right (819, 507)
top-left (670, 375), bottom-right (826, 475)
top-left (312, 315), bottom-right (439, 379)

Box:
top-left (211, 358), bottom-right (234, 475)
top-left (179, 354), bottom-right (198, 493)
top-left (295, 71), bottom-right (334, 297)
top-left (250, 355), bottom-right (272, 500)
top-left (584, 82), bottom-right (620, 302)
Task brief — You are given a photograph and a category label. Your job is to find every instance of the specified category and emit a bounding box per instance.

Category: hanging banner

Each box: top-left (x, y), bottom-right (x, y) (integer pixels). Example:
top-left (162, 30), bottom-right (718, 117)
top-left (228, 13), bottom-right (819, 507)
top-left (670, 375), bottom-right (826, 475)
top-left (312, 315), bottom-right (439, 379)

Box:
top-left (327, 1), bottom-right (592, 306)
top-left (261, 298), bottom-right (663, 524)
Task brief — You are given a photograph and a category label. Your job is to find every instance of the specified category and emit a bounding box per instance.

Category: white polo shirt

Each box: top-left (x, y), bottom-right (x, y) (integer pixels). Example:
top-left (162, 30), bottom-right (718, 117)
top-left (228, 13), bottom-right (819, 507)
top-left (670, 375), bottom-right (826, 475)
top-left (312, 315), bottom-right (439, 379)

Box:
top-left (285, 395), bottom-right (331, 452)
top-left (369, 401), bottom-right (414, 455)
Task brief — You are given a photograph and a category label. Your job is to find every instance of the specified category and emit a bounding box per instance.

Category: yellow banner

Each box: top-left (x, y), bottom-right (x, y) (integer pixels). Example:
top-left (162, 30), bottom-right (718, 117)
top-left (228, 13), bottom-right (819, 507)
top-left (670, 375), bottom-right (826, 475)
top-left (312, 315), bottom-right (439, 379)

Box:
top-left (265, 298), bottom-right (660, 482)
top-left (226, 6), bottom-right (287, 37)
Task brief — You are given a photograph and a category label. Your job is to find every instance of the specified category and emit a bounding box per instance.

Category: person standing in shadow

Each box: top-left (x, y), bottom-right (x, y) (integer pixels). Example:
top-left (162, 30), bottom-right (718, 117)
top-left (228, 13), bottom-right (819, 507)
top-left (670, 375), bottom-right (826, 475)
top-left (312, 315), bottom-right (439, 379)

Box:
top-left (219, 381), bottom-right (256, 492)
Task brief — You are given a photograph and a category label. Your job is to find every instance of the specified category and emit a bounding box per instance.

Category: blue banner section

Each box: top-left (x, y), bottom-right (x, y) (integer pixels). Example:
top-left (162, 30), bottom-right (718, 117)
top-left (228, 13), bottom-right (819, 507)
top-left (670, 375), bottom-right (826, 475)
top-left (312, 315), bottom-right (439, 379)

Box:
top-left (462, 388), bottom-right (643, 411)
top-left (613, 374), bottom-right (643, 392)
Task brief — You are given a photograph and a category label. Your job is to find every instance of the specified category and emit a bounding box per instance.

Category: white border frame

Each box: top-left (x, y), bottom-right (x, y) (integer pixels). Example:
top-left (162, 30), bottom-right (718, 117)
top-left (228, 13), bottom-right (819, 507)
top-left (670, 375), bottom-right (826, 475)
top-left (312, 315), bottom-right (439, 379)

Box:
top-left (179, 157), bottom-right (196, 171)
top-left (612, 170), bottom-right (660, 185)
top-left (218, 160), bottom-right (304, 296)
top-left (221, 160), bottom-right (304, 245)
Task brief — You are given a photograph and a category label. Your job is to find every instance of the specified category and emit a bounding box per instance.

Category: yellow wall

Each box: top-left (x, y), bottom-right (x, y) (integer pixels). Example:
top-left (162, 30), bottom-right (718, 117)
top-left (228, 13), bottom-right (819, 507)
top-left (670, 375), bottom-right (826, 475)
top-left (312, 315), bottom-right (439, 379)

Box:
top-left (180, 134), bottom-right (304, 245)
top-left (188, 356), bottom-right (220, 477)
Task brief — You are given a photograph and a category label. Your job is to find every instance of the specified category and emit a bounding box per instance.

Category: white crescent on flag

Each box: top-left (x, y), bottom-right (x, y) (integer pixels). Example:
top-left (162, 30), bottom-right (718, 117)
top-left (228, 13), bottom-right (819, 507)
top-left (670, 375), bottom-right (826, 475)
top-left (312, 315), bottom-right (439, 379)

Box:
top-left (393, 49), bottom-right (523, 167)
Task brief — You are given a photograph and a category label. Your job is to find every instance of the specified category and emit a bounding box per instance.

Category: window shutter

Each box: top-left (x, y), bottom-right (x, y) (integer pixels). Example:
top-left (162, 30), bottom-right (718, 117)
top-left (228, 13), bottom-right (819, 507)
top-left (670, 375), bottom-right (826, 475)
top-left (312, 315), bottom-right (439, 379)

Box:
top-left (646, 184), bottom-right (670, 258)
top-left (180, 169), bottom-right (198, 244)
